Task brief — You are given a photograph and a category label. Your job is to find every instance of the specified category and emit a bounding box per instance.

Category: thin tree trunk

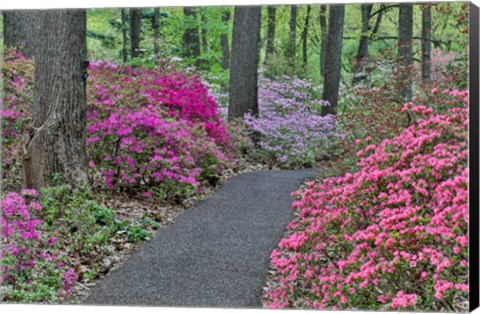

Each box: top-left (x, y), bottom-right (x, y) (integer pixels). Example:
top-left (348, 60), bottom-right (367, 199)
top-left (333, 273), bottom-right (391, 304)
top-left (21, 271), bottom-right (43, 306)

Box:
top-left (319, 5), bottom-right (328, 78)
top-left (228, 6), bottom-right (261, 120)
top-left (321, 4), bottom-right (345, 116)
top-left (130, 8), bottom-right (142, 58)
top-left (352, 4), bottom-right (374, 85)
top-left (301, 5), bottom-right (311, 69)
top-left (23, 9), bottom-right (88, 190)
top-left (398, 3), bottom-right (413, 102)
top-left (287, 5), bottom-right (297, 70)
top-left (421, 4), bottom-right (432, 83)
top-left (183, 7), bottom-right (201, 66)
top-left (121, 9), bottom-right (129, 62)
top-left (220, 9), bottom-right (231, 70)
top-left (266, 6), bottom-right (276, 60)
top-left (154, 8), bottom-right (160, 57)
top-left (3, 10), bottom-right (35, 58)
top-left (371, 4), bottom-right (385, 38)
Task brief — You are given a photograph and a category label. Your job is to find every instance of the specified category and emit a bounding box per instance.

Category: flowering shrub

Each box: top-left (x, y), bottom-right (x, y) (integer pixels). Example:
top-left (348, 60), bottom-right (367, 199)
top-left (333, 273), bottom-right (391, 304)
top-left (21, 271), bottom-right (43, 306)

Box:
top-left (264, 89), bottom-right (469, 311)
top-left (243, 77), bottom-right (338, 168)
top-left (1, 190), bottom-right (76, 302)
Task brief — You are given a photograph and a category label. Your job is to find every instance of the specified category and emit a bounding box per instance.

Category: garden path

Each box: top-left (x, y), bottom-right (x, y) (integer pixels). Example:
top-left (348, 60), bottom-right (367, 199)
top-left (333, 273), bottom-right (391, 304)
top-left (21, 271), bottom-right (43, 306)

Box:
top-left (84, 169), bottom-right (316, 308)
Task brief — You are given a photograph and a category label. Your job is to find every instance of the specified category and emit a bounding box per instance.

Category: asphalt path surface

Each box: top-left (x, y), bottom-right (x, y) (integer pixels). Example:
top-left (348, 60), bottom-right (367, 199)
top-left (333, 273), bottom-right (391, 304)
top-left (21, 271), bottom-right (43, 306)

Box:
top-left (85, 169), bottom-right (316, 308)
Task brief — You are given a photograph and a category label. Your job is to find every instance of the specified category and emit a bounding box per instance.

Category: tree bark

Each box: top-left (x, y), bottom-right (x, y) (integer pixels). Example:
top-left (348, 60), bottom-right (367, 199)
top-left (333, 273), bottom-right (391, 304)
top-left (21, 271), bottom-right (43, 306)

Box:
top-left (228, 6), bottom-right (261, 120)
top-left (154, 8), bottom-right (161, 57)
top-left (287, 5), bottom-right (297, 69)
top-left (421, 4), bottom-right (432, 83)
top-left (220, 9), bottom-right (231, 70)
top-left (266, 6), bottom-right (276, 60)
top-left (321, 4), bottom-right (345, 116)
top-left (130, 8), bottom-right (142, 58)
top-left (319, 5), bottom-right (328, 78)
top-left (183, 7), bottom-right (201, 66)
top-left (121, 9), bottom-right (129, 62)
top-left (352, 4), bottom-right (374, 85)
top-left (398, 3), bottom-right (413, 102)
top-left (3, 10), bottom-right (35, 58)
top-left (23, 9), bottom-right (88, 190)
top-left (301, 5), bottom-right (311, 69)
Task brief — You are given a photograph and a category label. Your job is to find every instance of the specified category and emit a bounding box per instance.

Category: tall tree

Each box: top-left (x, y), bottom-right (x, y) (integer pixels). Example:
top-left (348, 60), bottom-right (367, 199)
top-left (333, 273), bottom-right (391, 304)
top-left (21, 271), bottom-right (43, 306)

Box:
top-left (228, 6), bottom-right (261, 120)
top-left (321, 4), bottom-right (345, 116)
top-left (352, 4), bottom-right (374, 85)
top-left (22, 9), bottom-right (88, 190)
top-left (319, 5), bottom-right (328, 78)
top-left (421, 4), bottom-right (432, 83)
top-left (130, 8), bottom-right (142, 58)
top-left (121, 9), bottom-right (129, 62)
top-left (153, 8), bottom-right (161, 57)
top-left (287, 5), bottom-right (297, 69)
top-left (266, 6), bottom-right (277, 60)
top-left (398, 3), bottom-right (413, 101)
top-left (220, 9), bottom-right (231, 70)
top-left (301, 5), bottom-right (311, 69)
top-left (183, 7), bottom-right (201, 66)
top-left (3, 10), bottom-right (34, 58)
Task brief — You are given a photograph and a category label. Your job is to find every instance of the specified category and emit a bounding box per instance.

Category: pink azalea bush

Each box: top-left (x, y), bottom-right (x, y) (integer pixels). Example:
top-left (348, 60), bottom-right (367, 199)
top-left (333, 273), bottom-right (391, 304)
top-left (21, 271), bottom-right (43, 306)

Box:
top-left (1, 190), bottom-right (76, 301)
top-left (264, 89), bottom-right (469, 311)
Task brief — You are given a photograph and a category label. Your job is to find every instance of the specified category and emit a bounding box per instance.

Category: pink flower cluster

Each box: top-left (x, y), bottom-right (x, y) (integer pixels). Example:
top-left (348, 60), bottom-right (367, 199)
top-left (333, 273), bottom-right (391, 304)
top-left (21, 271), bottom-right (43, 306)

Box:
top-left (264, 89), bottom-right (469, 311)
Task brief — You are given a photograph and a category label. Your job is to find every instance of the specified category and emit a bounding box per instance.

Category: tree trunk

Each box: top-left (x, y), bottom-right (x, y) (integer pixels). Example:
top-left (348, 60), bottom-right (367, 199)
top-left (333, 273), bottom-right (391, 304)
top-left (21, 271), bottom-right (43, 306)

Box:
top-left (228, 6), bottom-right (261, 120)
top-left (352, 4), bottom-right (374, 85)
top-left (319, 5), bottom-right (328, 78)
top-left (130, 8), bottom-right (142, 58)
top-left (321, 4), bottom-right (345, 116)
top-left (266, 6), bottom-right (276, 60)
top-left (287, 5), bottom-right (297, 69)
top-left (23, 9), bottom-right (88, 190)
top-left (301, 5), bottom-right (311, 69)
top-left (220, 9), bottom-right (231, 70)
top-left (154, 8), bottom-right (161, 57)
top-left (183, 7), bottom-right (201, 66)
top-left (421, 4), bottom-right (432, 83)
top-left (121, 9), bottom-right (129, 62)
top-left (3, 10), bottom-right (35, 58)
top-left (398, 3), bottom-right (413, 102)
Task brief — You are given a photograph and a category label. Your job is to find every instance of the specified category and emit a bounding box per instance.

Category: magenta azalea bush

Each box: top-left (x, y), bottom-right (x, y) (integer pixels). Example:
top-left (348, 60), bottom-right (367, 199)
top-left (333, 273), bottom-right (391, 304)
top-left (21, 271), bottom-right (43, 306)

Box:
top-left (264, 89), bottom-right (469, 311)
top-left (1, 190), bottom-right (76, 302)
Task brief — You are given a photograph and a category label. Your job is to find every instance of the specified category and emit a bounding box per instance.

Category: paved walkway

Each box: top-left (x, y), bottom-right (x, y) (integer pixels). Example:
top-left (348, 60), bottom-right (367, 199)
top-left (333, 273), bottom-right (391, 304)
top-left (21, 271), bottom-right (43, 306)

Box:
top-left (85, 169), bottom-right (316, 308)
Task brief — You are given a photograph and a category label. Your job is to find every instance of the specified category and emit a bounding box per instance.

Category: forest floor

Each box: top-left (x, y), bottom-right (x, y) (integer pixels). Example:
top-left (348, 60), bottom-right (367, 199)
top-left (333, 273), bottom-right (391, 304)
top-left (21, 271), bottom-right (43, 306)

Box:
top-left (80, 169), bottom-right (317, 307)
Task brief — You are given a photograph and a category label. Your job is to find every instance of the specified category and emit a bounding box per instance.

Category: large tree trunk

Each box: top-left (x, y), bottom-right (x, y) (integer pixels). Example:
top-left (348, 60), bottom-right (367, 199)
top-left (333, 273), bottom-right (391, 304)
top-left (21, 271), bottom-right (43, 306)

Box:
top-left (266, 6), bottom-right (276, 60)
top-left (154, 8), bottom-right (161, 57)
top-left (301, 5), bottom-right (311, 69)
top-left (287, 5), bottom-right (297, 69)
top-left (228, 6), bottom-right (261, 120)
top-left (3, 10), bottom-right (35, 58)
top-left (183, 7), bottom-right (201, 66)
top-left (421, 4), bottom-right (432, 83)
top-left (130, 8), bottom-right (142, 58)
top-left (220, 9), bottom-right (231, 70)
top-left (121, 9), bottom-right (129, 62)
top-left (23, 9), bottom-right (88, 190)
top-left (319, 5), bottom-right (328, 78)
top-left (398, 3), bottom-right (413, 102)
top-left (352, 4), bottom-right (374, 85)
top-left (321, 4), bottom-right (345, 116)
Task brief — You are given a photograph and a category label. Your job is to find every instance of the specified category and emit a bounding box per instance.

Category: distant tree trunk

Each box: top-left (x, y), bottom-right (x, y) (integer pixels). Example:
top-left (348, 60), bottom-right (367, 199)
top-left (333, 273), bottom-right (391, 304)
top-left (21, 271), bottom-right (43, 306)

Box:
top-left (228, 6), bottom-right (261, 120)
top-left (321, 4), bottom-right (345, 116)
top-left (371, 4), bottom-right (385, 37)
top-left (352, 4), bottom-right (374, 85)
top-left (130, 8), bottom-right (142, 58)
top-left (287, 5), bottom-right (297, 69)
top-left (398, 3), bottom-right (413, 102)
top-left (266, 6), bottom-right (276, 60)
top-left (3, 10), bottom-right (35, 58)
top-left (183, 7), bottom-right (201, 66)
top-left (421, 4), bottom-right (432, 83)
top-left (154, 8), bottom-right (160, 57)
top-left (200, 9), bottom-right (208, 53)
top-left (121, 9), bottom-right (129, 62)
top-left (23, 9), bottom-right (88, 190)
top-left (301, 5), bottom-right (311, 69)
top-left (319, 5), bottom-right (328, 78)
top-left (220, 9), bottom-right (231, 70)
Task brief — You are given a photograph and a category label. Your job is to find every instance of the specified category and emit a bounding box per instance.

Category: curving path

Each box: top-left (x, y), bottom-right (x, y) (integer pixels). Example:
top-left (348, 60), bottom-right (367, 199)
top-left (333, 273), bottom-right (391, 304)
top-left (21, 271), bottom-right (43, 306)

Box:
top-left (85, 169), bottom-right (316, 308)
